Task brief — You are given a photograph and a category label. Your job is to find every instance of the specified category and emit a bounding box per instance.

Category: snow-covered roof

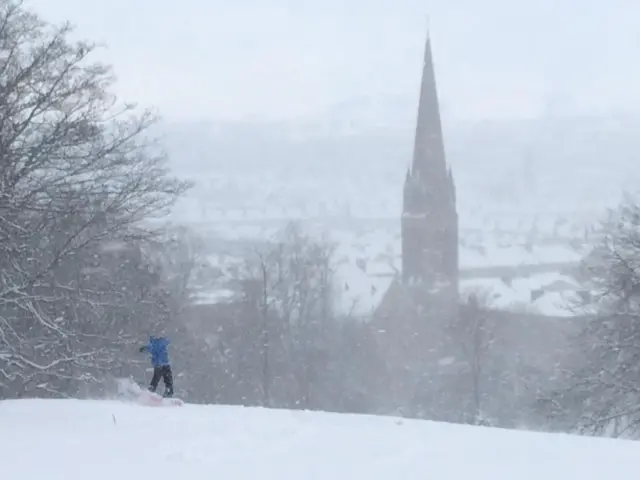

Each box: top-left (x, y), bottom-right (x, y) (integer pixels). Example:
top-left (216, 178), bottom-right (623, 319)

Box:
top-left (460, 244), bottom-right (581, 269)
top-left (460, 274), bottom-right (581, 317)
top-left (333, 264), bottom-right (394, 318)
top-left (188, 222), bottom-right (586, 319)
top-left (332, 262), bottom-right (582, 319)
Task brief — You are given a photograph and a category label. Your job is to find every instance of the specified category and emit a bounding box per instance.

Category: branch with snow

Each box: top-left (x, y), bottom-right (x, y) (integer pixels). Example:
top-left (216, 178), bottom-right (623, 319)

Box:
top-left (0, 1), bottom-right (189, 398)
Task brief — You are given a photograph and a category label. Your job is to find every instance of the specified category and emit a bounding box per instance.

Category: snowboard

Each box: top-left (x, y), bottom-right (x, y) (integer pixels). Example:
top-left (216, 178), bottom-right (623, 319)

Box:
top-left (115, 377), bottom-right (184, 407)
top-left (137, 388), bottom-right (184, 407)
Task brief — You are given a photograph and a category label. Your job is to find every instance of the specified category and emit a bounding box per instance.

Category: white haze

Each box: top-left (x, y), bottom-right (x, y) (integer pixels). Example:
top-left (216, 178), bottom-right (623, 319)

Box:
top-left (29, 0), bottom-right (640, 121)
top-left (7, 0), bottom-right (640, 454)
top-left (28, 0), bottom-right (640, 222)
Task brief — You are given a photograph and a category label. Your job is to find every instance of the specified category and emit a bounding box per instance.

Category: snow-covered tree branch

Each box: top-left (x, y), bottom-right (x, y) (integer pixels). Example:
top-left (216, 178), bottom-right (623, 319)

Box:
top-left (0, 0), bottom-right (190, 398)
top-left (556, 195), bottom-right (640, 437)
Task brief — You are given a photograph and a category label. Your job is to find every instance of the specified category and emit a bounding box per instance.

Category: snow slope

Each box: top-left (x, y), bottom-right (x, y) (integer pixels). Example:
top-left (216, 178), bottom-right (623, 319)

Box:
top-left (2, 399), bottom-right (639, 479)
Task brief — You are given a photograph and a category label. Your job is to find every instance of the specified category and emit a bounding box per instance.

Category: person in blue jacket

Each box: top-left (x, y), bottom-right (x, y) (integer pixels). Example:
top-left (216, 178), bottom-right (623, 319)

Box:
top-left (139, 335), bottom-right (174, 397)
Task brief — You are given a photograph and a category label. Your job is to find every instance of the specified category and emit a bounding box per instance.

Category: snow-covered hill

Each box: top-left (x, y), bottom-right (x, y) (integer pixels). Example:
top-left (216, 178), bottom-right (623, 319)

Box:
top-left (3, 399), bottom-right (639, 479)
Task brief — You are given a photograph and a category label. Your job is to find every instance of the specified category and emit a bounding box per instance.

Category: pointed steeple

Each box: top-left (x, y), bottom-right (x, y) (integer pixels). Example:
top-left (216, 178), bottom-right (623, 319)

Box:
top-left (400, 29), bottom-right (458, 298)
top-left (411, 32), bottom-right (447, 184)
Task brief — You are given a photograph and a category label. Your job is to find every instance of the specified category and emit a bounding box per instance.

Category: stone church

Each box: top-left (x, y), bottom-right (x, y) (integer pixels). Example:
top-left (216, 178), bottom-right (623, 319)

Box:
top-left (377, 32), bottom-right (458, 320)
top-left (372, 34), bottom-right (580, 425)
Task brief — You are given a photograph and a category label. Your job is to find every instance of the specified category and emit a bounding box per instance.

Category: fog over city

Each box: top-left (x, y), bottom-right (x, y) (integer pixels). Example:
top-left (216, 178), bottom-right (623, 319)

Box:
top-left (4, 0), bottom-right (640, 477)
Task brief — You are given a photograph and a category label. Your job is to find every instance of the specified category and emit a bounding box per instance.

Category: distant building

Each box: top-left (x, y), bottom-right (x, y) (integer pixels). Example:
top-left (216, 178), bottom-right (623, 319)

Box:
top-left (401, 34), bottom-right (458, 299)
top-left (375, 30), bottom-right (459, 316)
top-left (370, 32), bottom-right (463, 419)
top-left (374, 32), bottom-right (459, 322)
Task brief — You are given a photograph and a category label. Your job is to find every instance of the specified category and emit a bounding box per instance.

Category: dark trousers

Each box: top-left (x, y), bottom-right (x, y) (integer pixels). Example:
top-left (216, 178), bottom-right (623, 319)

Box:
top-left (149, 365), bottom-right (174, 397)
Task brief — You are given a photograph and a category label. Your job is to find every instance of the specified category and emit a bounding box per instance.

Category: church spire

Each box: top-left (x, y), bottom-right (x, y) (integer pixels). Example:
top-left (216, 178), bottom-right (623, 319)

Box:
top-left (411, 33), bottom-right (447, 183)
top-left (401, 29), bottom-right (458, 298)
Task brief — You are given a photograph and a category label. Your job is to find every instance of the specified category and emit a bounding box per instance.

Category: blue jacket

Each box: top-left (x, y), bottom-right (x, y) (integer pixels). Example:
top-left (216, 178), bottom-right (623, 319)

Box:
top-left (141, 336), bottom-right (170, 367)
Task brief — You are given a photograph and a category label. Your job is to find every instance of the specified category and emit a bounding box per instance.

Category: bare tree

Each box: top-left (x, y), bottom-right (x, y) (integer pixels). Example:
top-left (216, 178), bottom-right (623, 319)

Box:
top-left (222, 222), bottom-right (337, 408)
top-left (146, 225), bottom-right (212, 309)
top-left (242, 249), bottom-right (275, 406)
top-left (391, 287), bottom-right (508, 425)
top-left (175, 222), bottom-right (386, 412)
top-left (0, 1), bottom-right (189, 397)
top-left (455, 291), bottom-right (495, 423)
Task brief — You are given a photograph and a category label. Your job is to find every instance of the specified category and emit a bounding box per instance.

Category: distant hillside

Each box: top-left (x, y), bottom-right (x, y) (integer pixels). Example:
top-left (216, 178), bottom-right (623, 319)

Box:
top-left (161, 109), bottom-right (640, 223)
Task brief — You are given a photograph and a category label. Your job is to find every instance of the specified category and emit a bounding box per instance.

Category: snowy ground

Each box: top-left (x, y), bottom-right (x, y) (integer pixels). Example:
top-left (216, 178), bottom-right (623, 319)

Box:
top-left (3, 399), bottom-right (639, 479)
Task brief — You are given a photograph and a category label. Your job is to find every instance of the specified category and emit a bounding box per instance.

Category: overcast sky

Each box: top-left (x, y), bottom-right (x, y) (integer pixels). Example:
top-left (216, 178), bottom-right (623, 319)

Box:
top-left (26, 0), bottom-right (640, 122)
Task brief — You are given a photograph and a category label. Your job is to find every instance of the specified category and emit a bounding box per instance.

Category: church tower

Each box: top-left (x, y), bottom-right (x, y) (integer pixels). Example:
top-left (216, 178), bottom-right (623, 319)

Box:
top-left (401, 33), bottom-right (458, 300)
